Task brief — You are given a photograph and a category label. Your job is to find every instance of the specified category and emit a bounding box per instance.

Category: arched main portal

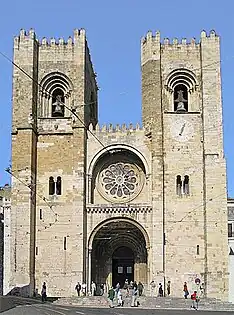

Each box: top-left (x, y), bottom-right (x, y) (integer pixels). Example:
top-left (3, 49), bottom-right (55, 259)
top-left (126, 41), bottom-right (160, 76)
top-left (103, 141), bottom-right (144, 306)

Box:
top-left (89, 219), bottom-right (148, 289)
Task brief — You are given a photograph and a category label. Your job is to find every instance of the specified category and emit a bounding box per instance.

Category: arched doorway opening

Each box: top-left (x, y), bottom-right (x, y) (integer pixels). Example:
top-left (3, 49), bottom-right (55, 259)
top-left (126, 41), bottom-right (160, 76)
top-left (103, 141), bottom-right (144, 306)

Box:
top-left (89, 219), bottom-right (148, 289)
top-left (112, 246), bottom-right (134, 287)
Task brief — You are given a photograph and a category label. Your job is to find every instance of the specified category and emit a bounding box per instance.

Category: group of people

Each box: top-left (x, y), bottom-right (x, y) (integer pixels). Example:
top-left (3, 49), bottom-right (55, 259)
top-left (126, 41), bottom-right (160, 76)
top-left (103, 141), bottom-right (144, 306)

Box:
top-left (108, 280), bottom-right (143, 308)
top-left (75, 281), bottom-right (103, 296)
top-left (150, 281), bottom-right (167, 297)
top-left (183, 280), bottom-right (205, 310)
top-left (41, 278), bottom-right (204, 310)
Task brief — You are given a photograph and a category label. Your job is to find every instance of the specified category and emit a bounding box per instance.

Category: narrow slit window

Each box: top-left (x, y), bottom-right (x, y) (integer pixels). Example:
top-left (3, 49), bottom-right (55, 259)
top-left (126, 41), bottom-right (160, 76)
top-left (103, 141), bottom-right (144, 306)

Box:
top-left (36, 247), bottom-right (38, 256)
top-left (56, 176), bottom-right (62, 195)
top-left (228, 223), bottom-right (233, 238)
top-left (176, 175), bottom-right (182, 195)
top-left (49, 177), bottom-right (55, 195)
top-left (183, 175), bottom-right (190, 195)
top-left (196, 245), bottom-right (200, 255)
top-left (39, 209), bottom-right (43, 220)
top-left (64, 237), bottom-right (67, 250)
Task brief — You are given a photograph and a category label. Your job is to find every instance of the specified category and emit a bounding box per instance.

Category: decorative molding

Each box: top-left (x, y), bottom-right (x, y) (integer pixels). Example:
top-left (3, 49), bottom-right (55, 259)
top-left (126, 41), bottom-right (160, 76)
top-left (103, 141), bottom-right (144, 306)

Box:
top-left (86, 204), bottom-right (152, 214)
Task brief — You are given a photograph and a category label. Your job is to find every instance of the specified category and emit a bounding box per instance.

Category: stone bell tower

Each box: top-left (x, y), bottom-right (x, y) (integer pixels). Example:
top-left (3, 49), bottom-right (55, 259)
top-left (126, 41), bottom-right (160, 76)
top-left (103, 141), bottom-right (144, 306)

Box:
top-left (5, 28), bottom-right (98, 296)
top-left (141, 30), bottom-right (228, 300)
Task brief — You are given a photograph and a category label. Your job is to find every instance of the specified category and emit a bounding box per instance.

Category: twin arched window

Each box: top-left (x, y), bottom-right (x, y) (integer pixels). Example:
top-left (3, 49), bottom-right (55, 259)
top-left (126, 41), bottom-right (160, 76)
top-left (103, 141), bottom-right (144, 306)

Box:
top-left (176, 175), bottom-right (189, 196)
top-left (49, 176), bottom-right (62, 195)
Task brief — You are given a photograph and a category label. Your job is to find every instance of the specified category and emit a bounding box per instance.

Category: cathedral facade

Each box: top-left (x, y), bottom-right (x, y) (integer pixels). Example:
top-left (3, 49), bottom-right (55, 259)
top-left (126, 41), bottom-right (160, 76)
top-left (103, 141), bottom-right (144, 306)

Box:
top-left (4, 28), bottom-right (229, 300)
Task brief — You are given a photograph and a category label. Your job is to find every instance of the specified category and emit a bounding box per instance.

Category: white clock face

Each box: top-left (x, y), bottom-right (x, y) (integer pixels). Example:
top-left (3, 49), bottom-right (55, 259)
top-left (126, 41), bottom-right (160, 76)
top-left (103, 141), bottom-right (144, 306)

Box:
top-left (170, 118), bottom-right (194, 142)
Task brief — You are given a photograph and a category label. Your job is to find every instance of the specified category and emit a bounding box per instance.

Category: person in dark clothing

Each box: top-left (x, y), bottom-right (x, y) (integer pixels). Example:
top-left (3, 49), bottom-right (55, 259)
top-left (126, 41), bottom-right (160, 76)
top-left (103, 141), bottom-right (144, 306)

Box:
top-left (100, 283), bottom-right (104, 296)
top-left (108, 287), bottom-right (115, 308)
top-left (41, 282), bottom-right (47, 302)
top-left (167, 281), bottom-right (171, 296)
top-left (158, 283), bottom-right (163, 297)
top-left (183, 282), bottom-right (189, 299)
top-left (75, 282), bottom-right (81, 296)
top-left (137, 282), bottom-right (144, 296)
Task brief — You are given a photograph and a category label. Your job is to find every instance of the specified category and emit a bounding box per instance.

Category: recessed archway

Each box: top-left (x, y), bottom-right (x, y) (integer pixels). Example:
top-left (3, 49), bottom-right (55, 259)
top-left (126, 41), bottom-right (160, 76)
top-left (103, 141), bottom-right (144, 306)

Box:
top-left (88, 218), bottom-right (149, 291)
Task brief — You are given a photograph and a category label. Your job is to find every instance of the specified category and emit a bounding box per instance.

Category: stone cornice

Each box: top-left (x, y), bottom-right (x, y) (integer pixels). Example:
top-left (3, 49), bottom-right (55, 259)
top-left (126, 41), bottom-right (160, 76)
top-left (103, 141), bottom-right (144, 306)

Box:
top-left (86, 204), bottom-right (152, 214)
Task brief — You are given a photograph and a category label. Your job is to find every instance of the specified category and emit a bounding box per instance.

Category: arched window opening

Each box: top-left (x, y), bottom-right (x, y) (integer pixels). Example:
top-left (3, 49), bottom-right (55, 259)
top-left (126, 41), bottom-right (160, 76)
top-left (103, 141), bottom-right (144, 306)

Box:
top-left (176, 175), bottom-right (182, 195)
top-left (174, 84), bottom-right (188, 112)
top-left (56, 176), bottom-right (62, 195)
top-left (183, 175), bottom-right (190, 195)
top-left (49, 177), bottom-right (55, 195)
top-left (52, 89), bottom-right (65, 117)
top-left (39, 72), bottom-right (73, 118)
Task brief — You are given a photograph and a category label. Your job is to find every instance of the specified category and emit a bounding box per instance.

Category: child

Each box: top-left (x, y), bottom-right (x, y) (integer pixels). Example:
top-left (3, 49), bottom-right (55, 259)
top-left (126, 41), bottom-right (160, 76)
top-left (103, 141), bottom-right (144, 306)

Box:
top-left (191, 291), bottom-right (199, 310)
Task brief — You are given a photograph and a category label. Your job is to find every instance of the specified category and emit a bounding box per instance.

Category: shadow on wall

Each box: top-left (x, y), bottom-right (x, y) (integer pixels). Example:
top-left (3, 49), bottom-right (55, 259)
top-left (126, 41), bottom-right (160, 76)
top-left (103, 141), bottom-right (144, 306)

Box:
top-left (6, 284), bottom-right (30, 297)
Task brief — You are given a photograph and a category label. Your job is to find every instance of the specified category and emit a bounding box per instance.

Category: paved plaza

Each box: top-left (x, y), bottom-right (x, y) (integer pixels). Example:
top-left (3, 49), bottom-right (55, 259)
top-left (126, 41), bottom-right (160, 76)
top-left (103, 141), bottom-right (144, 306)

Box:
top-left (2, 304), bottom-right (234, 315)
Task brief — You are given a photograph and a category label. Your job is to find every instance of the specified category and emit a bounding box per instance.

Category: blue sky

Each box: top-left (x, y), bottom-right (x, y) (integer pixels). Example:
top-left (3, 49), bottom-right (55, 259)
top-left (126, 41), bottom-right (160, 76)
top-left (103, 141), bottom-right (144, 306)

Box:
top-left (0, 0), bottom-right (234, 195)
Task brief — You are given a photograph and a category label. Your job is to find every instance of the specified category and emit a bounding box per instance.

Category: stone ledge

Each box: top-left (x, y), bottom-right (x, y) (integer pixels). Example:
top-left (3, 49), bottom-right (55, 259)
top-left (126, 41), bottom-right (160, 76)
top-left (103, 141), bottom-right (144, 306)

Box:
top-left (86, 204), bottom-right (152, 214)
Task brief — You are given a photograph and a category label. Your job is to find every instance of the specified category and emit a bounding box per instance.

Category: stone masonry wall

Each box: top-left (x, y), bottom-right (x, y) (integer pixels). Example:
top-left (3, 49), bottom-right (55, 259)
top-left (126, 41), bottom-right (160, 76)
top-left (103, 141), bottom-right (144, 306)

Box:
top-left (141, 30), bottom-right (228, 300)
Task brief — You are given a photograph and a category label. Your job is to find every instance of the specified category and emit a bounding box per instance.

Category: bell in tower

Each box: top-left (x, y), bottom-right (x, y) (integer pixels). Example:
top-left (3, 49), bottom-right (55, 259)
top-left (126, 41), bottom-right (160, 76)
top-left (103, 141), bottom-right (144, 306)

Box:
top-left (52, 95), bottom-right (65, 117)
top-left (174, 89), bottom-right (187, 113)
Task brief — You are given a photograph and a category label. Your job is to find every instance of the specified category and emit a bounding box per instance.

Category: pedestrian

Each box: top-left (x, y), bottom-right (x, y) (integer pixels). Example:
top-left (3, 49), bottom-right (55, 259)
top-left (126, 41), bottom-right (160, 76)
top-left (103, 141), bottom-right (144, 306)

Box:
top-left (191, 291), bottom-right (199, 310)
top-left (131, 284), bottom-right (138, 307)
top-left (183, 282), bottom-right (189, 299)
top-left (167, 281), bottom-right (171, 296)
top-left (91, 281), bottom-right (96, 296)
top-left (123, 279), bottom-right (129, 296)
top-left (200, 282), bottom-right (205, 297)
top-left (41, 282), bottom-right (47, 302)
top-left (150, 280), bottom-right (156, 296)
top-left (158, 283), bottom-right (163, 297)
top-left (81, 282), bottom-right (86, 296)
top-left (75, 282), bottom-right (81, 296)
top-left (108, 286), bottom-right (115, 308)
top-left (115, 282), bottom-right (120, 292)
top-left (117, 289), bottom-right (123, 306)
top-left (100, 283), bottom-right (104, 296)
top-left (137, 281), bottom-right (144, 296)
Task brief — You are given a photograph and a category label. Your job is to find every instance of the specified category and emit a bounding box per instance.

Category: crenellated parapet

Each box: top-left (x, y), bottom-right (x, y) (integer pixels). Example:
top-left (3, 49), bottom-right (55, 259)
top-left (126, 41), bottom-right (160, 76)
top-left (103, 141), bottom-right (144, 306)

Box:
top-left (14, 28), bottom-right (37, 50)
top-left (14, 28), bottom-right (86, 50)
top-left (141, 30), bottom-right (219, 65)
top-left (39, 28), bottom-right (85, 48)
top-left (88, 122), bottom-right (143, 133)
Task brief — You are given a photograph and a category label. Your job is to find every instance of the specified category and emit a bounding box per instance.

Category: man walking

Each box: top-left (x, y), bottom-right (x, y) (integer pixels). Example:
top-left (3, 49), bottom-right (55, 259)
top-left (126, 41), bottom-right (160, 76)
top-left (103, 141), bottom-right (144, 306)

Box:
top-left (75, 282), bottom-right (81, 296)
top-left (41, 282), bottom-right (47, 302)
top-left (131, 282), bottom-right (138, 307)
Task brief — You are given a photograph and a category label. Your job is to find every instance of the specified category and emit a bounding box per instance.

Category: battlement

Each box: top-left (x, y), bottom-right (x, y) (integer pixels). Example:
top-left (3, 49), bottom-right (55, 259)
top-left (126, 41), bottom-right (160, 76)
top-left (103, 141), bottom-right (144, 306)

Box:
top-left (14, 28), bottom-right (86, 49)
top-left (88, 123), bottom-right (143, 133)
top-left (141, 30), bottom-right (219, 65)
top-left (141, 29), bottom-right (218, 47)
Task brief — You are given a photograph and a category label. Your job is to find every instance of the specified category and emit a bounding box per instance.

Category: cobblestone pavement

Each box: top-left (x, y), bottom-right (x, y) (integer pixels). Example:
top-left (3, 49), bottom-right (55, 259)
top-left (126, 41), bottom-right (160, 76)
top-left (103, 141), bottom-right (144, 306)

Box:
top-left (1, 303), bottom-right (233, 315)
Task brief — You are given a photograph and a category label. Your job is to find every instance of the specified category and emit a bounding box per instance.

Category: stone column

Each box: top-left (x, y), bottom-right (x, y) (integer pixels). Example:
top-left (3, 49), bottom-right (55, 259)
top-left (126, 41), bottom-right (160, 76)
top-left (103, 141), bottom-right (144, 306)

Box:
top-left (87, 248), bottom-right (92, 294)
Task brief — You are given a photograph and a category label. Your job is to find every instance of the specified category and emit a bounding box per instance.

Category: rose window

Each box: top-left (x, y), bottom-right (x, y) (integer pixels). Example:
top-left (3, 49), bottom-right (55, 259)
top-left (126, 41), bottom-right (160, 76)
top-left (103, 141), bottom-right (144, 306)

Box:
top-left (97, 162), bottom-right (144, 202)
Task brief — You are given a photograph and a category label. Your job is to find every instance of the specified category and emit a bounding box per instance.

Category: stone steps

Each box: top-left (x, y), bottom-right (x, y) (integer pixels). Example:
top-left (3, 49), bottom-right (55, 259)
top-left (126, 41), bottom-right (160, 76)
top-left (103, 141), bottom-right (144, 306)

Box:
top-left (54, 295), bottom-right (234, 311)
